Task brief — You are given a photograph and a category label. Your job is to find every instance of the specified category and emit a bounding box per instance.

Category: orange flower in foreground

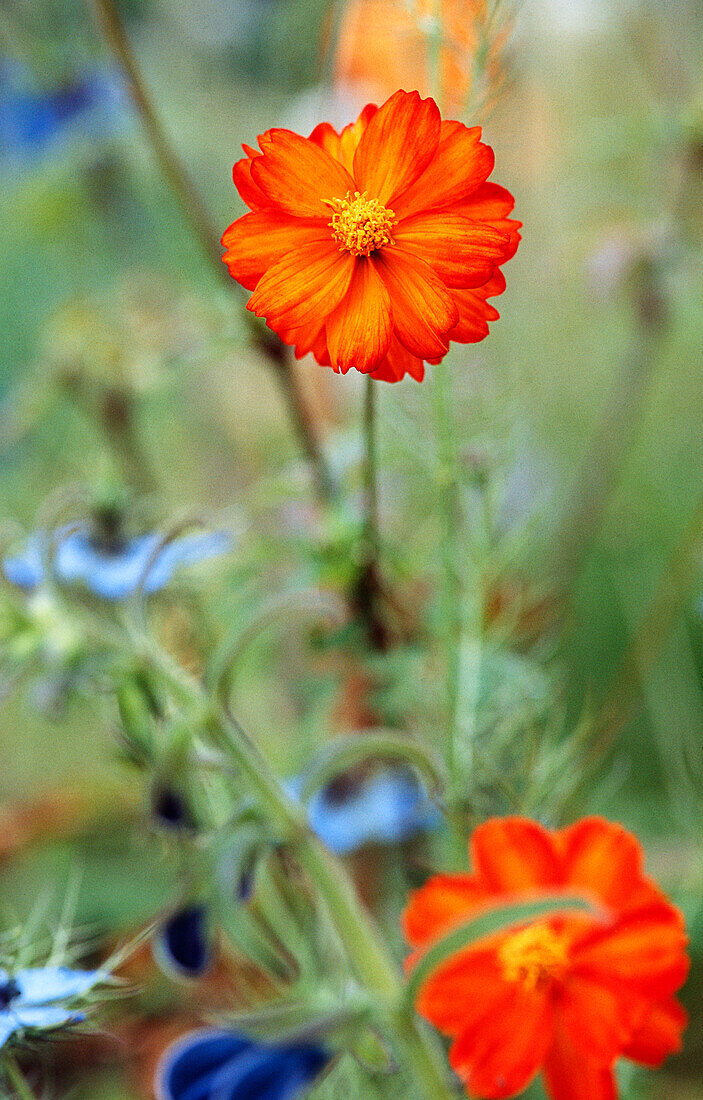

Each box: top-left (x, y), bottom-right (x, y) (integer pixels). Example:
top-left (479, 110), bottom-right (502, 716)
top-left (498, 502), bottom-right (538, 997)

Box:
top-left (403, 817), bottom-right (688, 1100)
top-left (221, 90), bottom-right (520, 382)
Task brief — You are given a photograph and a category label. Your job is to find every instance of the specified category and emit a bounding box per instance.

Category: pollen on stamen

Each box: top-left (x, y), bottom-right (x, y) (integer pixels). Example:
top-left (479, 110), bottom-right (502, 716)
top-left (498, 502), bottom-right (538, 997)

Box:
top-left (325, 190), bottom-right (396, 257)
top-left (498, 923), bottom-right (570, 992)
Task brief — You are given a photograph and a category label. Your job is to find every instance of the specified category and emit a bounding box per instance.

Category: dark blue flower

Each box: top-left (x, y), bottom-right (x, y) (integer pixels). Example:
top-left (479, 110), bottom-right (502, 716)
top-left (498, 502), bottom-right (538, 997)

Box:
top-left (154, 906), bottom-right (211, 980)
top-left (287, 768), bottom-right (440, 856)
top-left (156, 1028), bottom-right (329, 1100)
top-left (0, 965), bottom-right (102, 1048)
top-left (153, 785), bottom-right (195, 831)
top-left (3, 526), bottom-right (232, 600)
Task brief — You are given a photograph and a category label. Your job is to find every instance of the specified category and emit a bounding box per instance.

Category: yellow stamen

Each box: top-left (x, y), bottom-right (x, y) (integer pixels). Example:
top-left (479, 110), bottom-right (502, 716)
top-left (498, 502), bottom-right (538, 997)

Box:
top-left (325, 190), bottom-right (396, 257)
top-left (498, 923), bottom-right (570, 992)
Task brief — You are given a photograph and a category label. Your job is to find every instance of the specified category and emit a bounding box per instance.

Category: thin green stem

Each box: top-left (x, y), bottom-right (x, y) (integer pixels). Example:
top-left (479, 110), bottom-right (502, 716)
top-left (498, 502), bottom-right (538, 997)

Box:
top-left (87, 0), bottom-right (336, 505)
top-left (4, 1054), bottom-right (34, 1100)
top-left (432, 360), bottom-right (464, 809)
top-left (363, 376), bottom-right (380, 570)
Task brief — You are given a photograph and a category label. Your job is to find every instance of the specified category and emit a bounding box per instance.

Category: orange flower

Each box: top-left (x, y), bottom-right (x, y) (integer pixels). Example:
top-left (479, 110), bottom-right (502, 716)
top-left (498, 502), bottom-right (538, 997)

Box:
top-left (333, 0), bottom-right (505, 117)
top-left (221, 90), bottom-right (520, 382)
top-left (403, 817), bottom-right (689, 1100)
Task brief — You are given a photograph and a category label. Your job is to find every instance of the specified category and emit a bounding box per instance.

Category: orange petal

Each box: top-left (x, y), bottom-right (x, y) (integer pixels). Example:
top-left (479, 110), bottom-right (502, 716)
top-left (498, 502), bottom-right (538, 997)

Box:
top-left (277, 320), bottom-right (331, 366)
top-left (558, 817), bottom-right (649, 911)
top-left (251, 129), bottom-right (356, 218)
top-left (449, 984), bottom-right (552, 1099)
top-left (232, 151), bottom-right (277, 213)
top-left (248, 242), bottom-right (354, 331)
top-left (371, 335), bottom-right (425, 382)
top-left (374, 248), bottom-right (457, 360)
top-left (310, 104), bottom-right (379, 174)
top-left (402, 872), bottom-right (489, 949)
top-left (394, 212), bottom-right (509, 288)
top-left (393, 120), bottom-right (495, 219)
top-left (415, 945), bottom-right (505, 1037)
top-left (470, 817), bottom-right (562, 893)
top-left (326, 258), bottom-right (392, 374)
top-left (572, 903), bottom-right (689, 1000)
top-left (353, 90), bottom-right (441, 206)
top-left (450, 277), bottom-right (505, 344)
top-left (221, 213), bottom-right (333, 291)
top-left (543, 1025), bottom-right (617, 1100)
top-left (622, 997), bottom-right (687, 1067)
top-left (556, 975), bottom-right (646, 1064)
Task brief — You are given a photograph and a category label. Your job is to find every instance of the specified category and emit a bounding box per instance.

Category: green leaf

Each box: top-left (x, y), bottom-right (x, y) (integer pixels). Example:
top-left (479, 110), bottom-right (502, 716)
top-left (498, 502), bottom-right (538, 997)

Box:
top-left (402, 893), bottom-right (598, 1011)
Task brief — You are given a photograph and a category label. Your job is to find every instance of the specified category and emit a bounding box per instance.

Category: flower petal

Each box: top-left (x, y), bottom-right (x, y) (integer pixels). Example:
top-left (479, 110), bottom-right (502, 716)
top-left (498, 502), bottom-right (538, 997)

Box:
top-left (450, 276), bottom-right (505, 343)
top-left (326, 258), bottom-right (392, 374)
top-left (572, 902), bottom-right (689, 1000)
top-left (402, 873), bottom-right (489, 948)
top-left (622, 997), bottom-right (687, 1067)
top-left (353, 90), bottom-right (441, 206)
top-left (249, 243), bottom-right (355, 331)
top-left (369, 336), bottom-right (425, 382)
top-left (543, 1025), bottom-right (617, 1100)
top-left (393, 120), bottom-right (495, 219)
top-left (415, 944), bottom-right (506, 1037)
top-left (449, 984), bottom-right (552, 1099)
top-left (555, 974), bottom-right (646, 1064)
top-left (310, 103), bottom-right (378, 174)
top-left (221, 213), bottom-right (333, 291)
top-left (470, 817), bottom-right (562, 893)
top-left (394, 212), bottom-right (509, 288)
top-left (251, 129), bottom-right (356, 218)
top-left (457, 181), bottom-right (522, 259)
top-left (374, 248), bottom-right (457, 360)
top-left (16, 966), bottom-right (101, 1005)
top-left (558, 817), bottom-right (657, 912)
top-left (232, 148), bottom-right (277, 213)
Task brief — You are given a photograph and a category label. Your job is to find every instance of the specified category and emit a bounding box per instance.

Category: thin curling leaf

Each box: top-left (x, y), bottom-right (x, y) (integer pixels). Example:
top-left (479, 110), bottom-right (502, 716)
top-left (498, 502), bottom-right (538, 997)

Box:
top-left (208, 589), bottom-right (348, 711)
top-left (219, 998), bottom-right (369, 1045)
top-left (298, 732), bottom-right (447, 803)
top-left (402, 893), bottom-right (599, 1011)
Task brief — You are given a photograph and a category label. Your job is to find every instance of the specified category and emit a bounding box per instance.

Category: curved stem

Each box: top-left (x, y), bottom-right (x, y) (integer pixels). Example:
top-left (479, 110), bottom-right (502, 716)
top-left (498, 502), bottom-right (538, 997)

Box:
top-left (87, 0), bottom-right (336, 505)
top-left (143, 644), bottom-right (456, 1100)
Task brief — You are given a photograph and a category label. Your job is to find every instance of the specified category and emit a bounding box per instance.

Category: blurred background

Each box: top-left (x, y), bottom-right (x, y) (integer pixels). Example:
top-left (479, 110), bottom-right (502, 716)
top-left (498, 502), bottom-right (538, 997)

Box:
top-left (0, 0), bottom-right (702, 1096)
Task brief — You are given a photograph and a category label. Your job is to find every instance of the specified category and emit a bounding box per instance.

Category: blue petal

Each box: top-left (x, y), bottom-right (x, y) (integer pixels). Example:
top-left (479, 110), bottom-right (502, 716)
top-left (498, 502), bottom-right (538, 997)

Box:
top-left (154, 906), bottom-right (211, 979)
top-left (9, 1006), bottom-right (76, 1030)
top-left (15, 966), bottom-right (101, 1006)
top-left (305, 769), bottom-right (439, 855)
top-left (157, 1030), bottom-right (328, 1100)
top-left (140, 531), bottom-right (233, 594)
top-left (0, 1012), bottom-right (20, 1050)
top-left (3, 533), bottom-right (45, 590)
top-left (157, 1030), bottom-right (254, 1100)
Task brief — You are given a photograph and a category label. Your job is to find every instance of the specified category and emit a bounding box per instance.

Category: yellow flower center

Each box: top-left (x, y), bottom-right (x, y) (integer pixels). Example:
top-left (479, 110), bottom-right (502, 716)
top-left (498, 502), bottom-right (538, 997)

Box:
top-left (325, 190), bottom-right (396, 257)
top-left (498, 923), bottom-right (570, 992)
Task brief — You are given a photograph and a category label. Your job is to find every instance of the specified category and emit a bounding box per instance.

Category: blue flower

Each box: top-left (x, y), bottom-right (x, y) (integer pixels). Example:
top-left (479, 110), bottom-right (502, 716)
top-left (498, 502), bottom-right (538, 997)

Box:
top-left (157, 1028), bottom-right (330, 1100)
top-left (154, 906), bottom-right (211, 980)
top-left (3, 526), bottom-right (232, 600)
top-left (0, 59), bottom-right (124, 167)
top-left (0, 965), bottom-right (102, 1048)
top-left (288, 768), bottom-right (440, 856)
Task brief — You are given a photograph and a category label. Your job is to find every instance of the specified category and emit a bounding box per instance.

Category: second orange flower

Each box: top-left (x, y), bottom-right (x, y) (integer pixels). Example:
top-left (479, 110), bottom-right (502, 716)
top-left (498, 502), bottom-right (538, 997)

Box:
top-left (222, 90), bottom-right (520, 382)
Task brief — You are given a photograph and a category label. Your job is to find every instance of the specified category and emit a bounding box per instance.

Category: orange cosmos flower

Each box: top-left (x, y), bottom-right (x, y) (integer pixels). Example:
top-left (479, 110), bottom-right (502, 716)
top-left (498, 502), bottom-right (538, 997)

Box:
top-left (334, 0), bottom-right (507, 117)
top-left (403, 817), bottom-right (689, 1100)
top-left (221, 90), bottom-right (520, 382)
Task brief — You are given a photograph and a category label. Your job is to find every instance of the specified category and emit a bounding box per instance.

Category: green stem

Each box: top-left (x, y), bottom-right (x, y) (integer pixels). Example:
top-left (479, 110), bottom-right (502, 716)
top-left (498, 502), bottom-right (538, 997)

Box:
top-left (87, 0), bottom-right (336, 506)
top-left (432, 360), bottom-right (464, 810)
top-left (144, 646), bottom-right (456, 1100)
top-left (363, 376), bottom-right (380, 571)
top-left (4, 1054), bottom-right (34, 1100)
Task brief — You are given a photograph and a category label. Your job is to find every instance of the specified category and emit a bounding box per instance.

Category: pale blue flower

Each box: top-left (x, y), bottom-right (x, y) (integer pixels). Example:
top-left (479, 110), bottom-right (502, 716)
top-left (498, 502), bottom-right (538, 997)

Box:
top-left (0, 965), bottom-right (101, 1048)
top-left (3, 526), bottom-right (232, 600)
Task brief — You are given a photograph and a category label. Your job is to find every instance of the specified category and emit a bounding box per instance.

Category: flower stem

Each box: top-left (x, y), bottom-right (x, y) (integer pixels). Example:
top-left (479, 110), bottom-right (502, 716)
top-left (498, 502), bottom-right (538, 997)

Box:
top-left (4, 1054), bottom-right (34, 1100)
top-left (363, 376), bottom-right (380, 570)
top-left (143, 645), bottom-right (456, 1100)
top-left (87, 0), bottom-right (336, 505)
